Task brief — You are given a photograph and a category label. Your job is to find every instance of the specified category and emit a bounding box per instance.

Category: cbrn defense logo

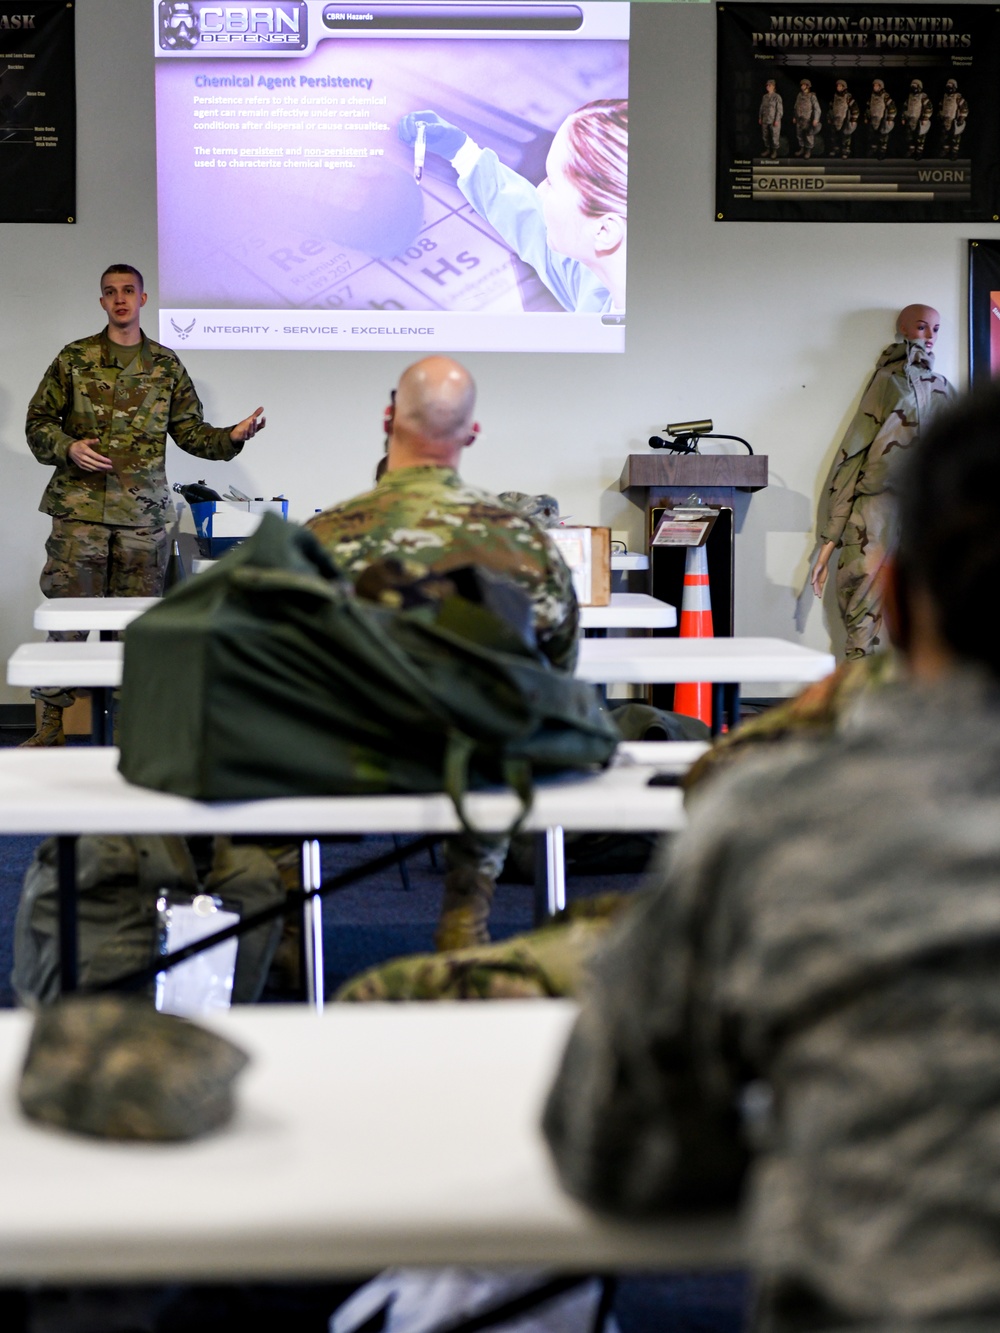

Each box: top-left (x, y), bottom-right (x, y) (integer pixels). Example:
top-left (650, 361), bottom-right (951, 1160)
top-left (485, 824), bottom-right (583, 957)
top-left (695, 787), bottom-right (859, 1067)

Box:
top-left (158, 1), bottom-right (308, 51)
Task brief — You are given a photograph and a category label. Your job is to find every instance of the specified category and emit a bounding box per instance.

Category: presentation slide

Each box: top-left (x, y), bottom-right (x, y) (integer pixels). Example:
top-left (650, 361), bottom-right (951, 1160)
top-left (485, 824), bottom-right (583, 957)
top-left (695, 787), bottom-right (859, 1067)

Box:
top-left (153, 1), bottom-right (629, 353)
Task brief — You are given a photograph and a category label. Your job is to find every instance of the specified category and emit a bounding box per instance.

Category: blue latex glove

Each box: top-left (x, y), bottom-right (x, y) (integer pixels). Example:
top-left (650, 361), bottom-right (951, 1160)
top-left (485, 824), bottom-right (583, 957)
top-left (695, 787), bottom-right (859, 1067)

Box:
top-left (398, 111), bottom-right (468, 160)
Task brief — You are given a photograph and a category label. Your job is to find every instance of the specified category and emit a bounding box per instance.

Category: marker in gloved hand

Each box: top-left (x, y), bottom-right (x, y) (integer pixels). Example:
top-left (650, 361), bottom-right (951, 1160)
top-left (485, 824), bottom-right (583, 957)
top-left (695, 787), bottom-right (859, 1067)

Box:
top-left (413, 121), bottom-right (427, 183)
top-left (398, 110), bottom-right (469, 164)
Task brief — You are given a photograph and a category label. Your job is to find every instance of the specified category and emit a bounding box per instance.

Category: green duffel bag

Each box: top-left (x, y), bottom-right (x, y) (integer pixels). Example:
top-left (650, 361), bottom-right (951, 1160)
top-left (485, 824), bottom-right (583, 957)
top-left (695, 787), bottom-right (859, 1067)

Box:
top-left (117, 514), bottom-right (618, 826)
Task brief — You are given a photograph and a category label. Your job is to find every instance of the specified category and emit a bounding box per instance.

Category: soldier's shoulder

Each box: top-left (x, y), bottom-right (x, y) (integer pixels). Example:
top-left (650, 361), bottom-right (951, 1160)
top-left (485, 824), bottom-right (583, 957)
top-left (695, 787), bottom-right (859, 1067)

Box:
top-left (307, 486), bottom-right (382, 533)
top-left (453, 482), bottom-right (517, 511)
top-left (52, 331), bottom-right (104, 366)
top-left (451, 478), bottom-right (541, 523)
top-left (143, 334), bottom-right (185, 369)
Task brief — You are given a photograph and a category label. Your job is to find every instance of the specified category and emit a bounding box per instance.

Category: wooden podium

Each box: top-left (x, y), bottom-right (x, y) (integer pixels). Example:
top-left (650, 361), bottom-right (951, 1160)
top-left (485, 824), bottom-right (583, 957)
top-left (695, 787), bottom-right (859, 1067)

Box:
top-left (619, 453), bottom-right (768, 642)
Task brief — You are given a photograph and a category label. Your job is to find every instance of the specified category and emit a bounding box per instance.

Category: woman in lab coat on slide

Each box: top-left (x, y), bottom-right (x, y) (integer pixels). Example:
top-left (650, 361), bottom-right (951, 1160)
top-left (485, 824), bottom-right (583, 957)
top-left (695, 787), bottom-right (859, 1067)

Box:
top-left (399, 99), bottom-right (628, 316)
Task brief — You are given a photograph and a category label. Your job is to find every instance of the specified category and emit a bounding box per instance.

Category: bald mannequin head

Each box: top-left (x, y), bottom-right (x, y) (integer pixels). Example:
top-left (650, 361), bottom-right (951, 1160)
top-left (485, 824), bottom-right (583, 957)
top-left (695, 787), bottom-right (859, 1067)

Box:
top-left (897, 304), bottom-right (941, 352)
top-left (386, 356), bottom-right (479, 472)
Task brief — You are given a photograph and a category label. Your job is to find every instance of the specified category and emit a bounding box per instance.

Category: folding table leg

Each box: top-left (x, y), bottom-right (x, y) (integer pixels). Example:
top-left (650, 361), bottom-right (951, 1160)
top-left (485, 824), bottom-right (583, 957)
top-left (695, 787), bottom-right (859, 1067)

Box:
top-left (57, 836), bottom-right (79, 994)
top-left (533, 828), bottom-right (566, 926)
top-left (724, 682), bottom-right (741, 732)
top-left (300, 839), bottom-right (325, 1012)
top-left (710, 684), bottom-right (725, 737)
top-left (91, 686), bottom-right (113, 746)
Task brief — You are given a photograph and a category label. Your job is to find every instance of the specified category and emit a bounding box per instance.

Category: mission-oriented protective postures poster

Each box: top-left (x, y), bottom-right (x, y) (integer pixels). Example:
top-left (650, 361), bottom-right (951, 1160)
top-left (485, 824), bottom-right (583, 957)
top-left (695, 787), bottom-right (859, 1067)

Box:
top-left (716, 3), bottom-right (1000, 222)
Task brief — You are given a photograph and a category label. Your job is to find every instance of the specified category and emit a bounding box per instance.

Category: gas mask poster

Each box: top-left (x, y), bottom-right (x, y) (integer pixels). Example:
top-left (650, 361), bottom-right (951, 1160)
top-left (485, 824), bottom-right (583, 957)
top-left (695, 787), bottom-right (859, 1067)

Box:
top-left (716, 3), bottom-right (1000, 222)
top-left (0, 1), bottom-right (75, 223)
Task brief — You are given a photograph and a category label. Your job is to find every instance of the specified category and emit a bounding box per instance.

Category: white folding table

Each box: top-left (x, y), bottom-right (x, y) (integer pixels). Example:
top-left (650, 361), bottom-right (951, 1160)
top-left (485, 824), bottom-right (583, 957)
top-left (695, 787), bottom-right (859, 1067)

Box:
top-left (8, 635), bottom-right (836, 740)
top-left (33, 597), bottom-right (158, 633)
top-left (577, 636), bottom-right (835, 733)
top-left (610, 552), bottom-right (649, 572)
top-left (0, 747), bottom-right (687, 1008)
top-left (0, 1001), bottom-right (741, 1283)
top-left (8, 640), bottom-right (124, 745)
top-left (35, 593), bottom-right (676, 634)
top-left (9, 636), bottom-right (835, 696)
top-left (578, 592), bottom-right (676, 632)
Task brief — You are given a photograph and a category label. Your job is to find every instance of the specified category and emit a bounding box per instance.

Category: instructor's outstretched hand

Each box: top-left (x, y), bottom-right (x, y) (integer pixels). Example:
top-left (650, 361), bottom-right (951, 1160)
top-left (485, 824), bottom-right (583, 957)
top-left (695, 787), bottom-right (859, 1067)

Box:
top-left (230, 407), bottom-right (266, 443)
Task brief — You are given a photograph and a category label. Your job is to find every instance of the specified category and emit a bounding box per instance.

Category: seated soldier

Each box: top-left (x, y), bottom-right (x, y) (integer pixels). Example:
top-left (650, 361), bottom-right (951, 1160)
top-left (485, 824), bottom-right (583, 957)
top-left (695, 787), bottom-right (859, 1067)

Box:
top-left (307, 356), bottom-right (578, 950)
top-left (544, 383), bottom-right (1000, 1330)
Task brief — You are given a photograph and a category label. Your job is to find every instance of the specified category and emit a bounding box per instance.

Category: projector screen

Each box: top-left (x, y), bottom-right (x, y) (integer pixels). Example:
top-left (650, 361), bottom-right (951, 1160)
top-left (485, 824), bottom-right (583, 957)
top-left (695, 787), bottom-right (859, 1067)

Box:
top-left (153, 1), bottom-right (629, 353)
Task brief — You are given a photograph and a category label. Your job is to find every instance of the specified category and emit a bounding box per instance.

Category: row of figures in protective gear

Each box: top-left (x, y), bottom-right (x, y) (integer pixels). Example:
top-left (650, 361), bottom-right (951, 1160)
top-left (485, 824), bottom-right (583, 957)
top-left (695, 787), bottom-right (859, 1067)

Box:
top-left (758, 76), bottom-right (968, 162)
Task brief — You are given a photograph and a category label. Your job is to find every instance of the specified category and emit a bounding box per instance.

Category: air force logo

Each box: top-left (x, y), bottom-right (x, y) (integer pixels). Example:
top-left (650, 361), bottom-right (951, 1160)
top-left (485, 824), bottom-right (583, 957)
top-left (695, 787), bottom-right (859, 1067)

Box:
top-left (171, 317), bottom-right (197, 341)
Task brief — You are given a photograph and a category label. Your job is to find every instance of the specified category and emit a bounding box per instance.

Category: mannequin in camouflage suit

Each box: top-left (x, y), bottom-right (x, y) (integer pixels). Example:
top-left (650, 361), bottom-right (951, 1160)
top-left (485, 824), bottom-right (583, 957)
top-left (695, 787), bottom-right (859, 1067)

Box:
top-left (865, 78), bottom-right (896, 158)
top-left (937, 78), bottom-right (968, 159)
top-left (758, 78), bottom-right (783, 160)
top-left (792, 78), bottom-right (821, 158)
top-left (307, 356), bottom-right (578, 950)
top-left (812, 305), bottom-right (955, 657)
top-left (826, 79), bottom-right (859, 159)
top-left (902, 78), bottom-right (933, 159)
top-left (24, 263), bottom-right (266, 746)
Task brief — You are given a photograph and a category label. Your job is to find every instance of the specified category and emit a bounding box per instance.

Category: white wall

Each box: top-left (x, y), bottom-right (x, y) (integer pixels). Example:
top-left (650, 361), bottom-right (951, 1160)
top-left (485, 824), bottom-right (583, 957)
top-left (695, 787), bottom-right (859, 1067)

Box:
top-left (1, 1), bottom-right (992, 703)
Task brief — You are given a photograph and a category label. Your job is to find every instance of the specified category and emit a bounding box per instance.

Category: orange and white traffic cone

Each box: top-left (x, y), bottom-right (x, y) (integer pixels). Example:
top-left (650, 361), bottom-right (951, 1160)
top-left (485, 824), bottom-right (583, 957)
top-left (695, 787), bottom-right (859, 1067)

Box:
top-left (673, 544), bottom-right (714, 728)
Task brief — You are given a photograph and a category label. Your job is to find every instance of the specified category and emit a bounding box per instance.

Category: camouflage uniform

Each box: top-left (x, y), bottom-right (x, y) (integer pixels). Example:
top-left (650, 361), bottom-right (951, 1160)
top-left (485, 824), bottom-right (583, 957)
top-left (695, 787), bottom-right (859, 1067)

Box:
top-left (307, 465), bottom-right (579, 948)
top-left (758, 88), bottom-right (783, 159)
top-left (545, 668), bottom-right (1000, 1331)
top-left (26, 329), bottom-right (242, 707)
top-left (682, 652), bottom-right (896, 794)
top-left (306, 466), bottom-right (578, 672)
top-left (336, 895), bottom-right (629, 1003)
top-left (826, 82), bottom-right (859, 159)
top-left (938, 81), bottom-right (968, 159)
top-left (865, 82), bottom-right (896, 158)
top-left (792, 84), bottom-right (821, 158)
top-left (902, 81), bottom-right (934, 159)
top-left (819, 339), bottom-right (955, 658)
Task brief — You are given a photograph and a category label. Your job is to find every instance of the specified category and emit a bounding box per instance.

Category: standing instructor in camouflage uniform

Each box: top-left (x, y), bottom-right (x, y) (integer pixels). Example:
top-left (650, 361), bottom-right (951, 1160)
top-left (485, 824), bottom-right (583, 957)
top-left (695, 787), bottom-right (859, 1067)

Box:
top-left (24, 264), bottom-right (266, 746)
top-left (307, 355), bottom-right (578, 950)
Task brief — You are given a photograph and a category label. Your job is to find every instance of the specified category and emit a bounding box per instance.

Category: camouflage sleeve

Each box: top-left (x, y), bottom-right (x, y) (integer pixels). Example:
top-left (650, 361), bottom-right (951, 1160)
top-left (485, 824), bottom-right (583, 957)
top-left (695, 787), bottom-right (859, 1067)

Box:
top-left (542, 816), bottom-right (751, 1214)
top-left (166, 359), bottom-right (242, 462)
top-left (818, 366), bottom-right (897, 545)
top-left (683, 652), bottom-right (895, 796)
top-left (25, 355), bottom-right (76, 467)
top-left (818, 447), bottom-right (866, 546)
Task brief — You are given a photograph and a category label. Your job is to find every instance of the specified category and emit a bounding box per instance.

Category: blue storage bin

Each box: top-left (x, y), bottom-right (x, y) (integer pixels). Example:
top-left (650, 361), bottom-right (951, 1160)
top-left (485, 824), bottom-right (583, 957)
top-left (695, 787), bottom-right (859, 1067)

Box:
top-left (189, 500), bottom-right (288, 559)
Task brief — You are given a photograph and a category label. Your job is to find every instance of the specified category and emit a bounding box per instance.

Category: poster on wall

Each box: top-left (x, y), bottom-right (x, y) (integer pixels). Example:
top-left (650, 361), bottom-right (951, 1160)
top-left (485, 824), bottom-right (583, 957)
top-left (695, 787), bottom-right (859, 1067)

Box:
top-left (716, 3), bottom-right (1000, 222)
top-left (0, 0), bottom-right (75, 223)
top-left (968, 240), bottom-right (1000, 385)
top-left (153, 1), bottom-right (629, 354)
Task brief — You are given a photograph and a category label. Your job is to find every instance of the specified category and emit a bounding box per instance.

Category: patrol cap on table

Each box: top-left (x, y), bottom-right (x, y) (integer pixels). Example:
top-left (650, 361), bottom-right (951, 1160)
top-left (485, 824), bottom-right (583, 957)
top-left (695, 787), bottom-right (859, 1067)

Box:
top-left (18, 995), bottom-right (249, 1141)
